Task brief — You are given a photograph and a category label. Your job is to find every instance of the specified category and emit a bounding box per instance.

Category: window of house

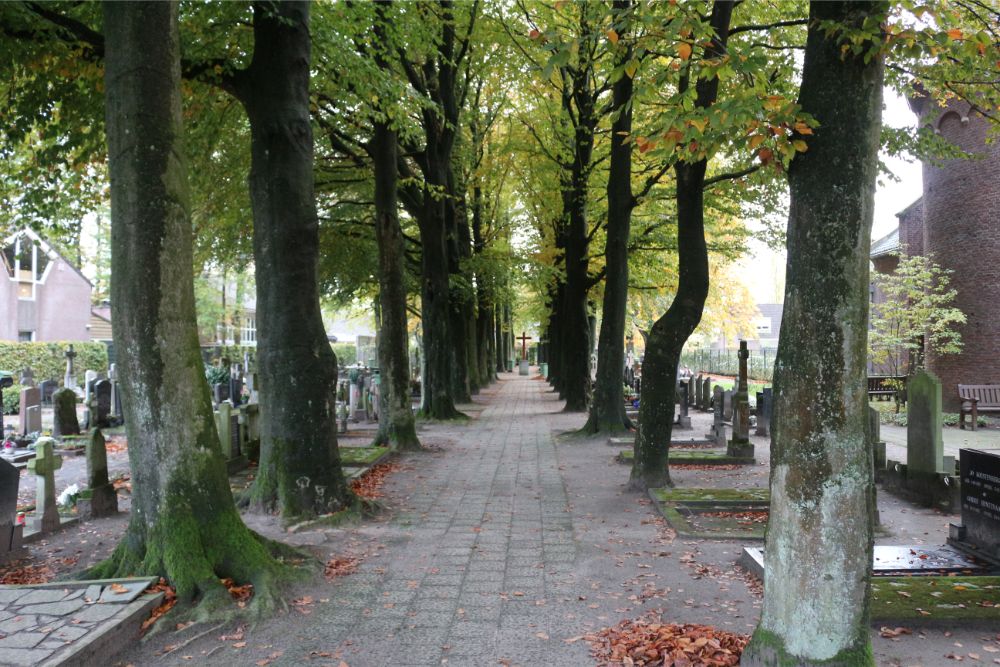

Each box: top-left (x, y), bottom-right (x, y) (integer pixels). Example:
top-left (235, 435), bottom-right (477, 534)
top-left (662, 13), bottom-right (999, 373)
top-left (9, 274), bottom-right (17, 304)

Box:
top-left (241, 315), bottom-right (257, 345)
top-left (18, 331), bottom-right (34, 342)
top-left (3, 234), bottom-right (51, 300)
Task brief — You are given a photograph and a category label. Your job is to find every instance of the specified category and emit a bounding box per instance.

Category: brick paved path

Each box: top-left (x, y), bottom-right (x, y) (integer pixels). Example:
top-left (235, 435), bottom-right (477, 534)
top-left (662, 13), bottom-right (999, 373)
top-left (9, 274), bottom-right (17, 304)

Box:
top-left (123, 373), bottom-right (762, 666)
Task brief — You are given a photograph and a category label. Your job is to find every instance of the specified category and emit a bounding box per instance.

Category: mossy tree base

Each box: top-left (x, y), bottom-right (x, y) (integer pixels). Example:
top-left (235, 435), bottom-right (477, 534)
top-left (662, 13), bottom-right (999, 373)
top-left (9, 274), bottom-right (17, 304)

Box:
top-left (742, 629), bottom-right (873, 667)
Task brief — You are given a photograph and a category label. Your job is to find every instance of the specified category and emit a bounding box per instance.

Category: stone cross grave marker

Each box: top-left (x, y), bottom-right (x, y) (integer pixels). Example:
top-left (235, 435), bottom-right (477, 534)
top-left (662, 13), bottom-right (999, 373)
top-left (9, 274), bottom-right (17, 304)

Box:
top-left (907, 369), bottom-right (945, 474)
top-left (83, 428), bottom-right (117, 518)
top-left (19, 386), bottom-right (42, 436)
top-left (0, 457), bottom-right (23, 563)
top-left (52, 387), bottom-right (81, 438)
top-left (27, 438), bottom-right (62, 533)
top-left (64, 344), bottom-right (78, 389)
top-left (94, 379), bottom-right (112, 428)
top-left (732, 341), bottom-right (751, 443)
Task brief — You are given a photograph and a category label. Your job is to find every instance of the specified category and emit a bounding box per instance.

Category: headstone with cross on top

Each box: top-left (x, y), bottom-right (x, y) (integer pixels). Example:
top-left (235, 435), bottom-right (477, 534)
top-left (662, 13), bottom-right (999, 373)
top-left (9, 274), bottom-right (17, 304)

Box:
top-left (27, 439), bottom-right (62, 533)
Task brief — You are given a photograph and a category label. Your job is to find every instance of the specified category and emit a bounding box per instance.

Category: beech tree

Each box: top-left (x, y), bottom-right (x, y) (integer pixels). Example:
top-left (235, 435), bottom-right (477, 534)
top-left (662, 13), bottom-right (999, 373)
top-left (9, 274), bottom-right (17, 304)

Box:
top-left (94, 0), bottom-right (286, 611)
top-left (742, 2), bottom-right (887, 664)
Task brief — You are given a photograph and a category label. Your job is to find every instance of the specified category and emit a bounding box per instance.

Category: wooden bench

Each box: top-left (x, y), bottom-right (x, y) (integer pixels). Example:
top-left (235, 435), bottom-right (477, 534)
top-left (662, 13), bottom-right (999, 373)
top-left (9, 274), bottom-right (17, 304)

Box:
top-left (868, 375), bottom-right (905, 401)
top-left (958, 384), bottom-right (1000, 431)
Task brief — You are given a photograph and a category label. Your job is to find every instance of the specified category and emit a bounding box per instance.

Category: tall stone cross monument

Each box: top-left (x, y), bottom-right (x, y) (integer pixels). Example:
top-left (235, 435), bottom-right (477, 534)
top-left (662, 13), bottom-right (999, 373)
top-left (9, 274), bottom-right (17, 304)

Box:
top-left (728, 340), bottom-right (754, 459)
top-left (64, 344), bottom-right (78, 390)
top-left (517, 332), bottom-right (532, 376)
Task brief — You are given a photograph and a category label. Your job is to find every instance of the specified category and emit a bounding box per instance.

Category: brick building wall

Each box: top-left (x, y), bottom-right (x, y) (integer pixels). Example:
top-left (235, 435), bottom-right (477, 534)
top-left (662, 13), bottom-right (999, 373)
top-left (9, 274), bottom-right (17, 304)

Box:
top-left (917, 100), bottom-right (1000, 410)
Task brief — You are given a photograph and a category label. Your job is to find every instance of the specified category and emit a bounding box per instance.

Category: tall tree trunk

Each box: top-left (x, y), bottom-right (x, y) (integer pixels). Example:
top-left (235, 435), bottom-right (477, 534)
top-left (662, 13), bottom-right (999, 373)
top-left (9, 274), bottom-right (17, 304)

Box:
top-left (494, 303), bottom-right (504, 373)
top-left (97, 0), bottom-right (284, 609)
top-left (238, 1), bottom-right (350, 517)
top-left (445, 166), bottom-right (472, 403)
top-left (630, 1), bottom-right (733, 490)
top-left (742, 3), bottom-right (885, 665)
top-left (472, 182), bottom-right (494, 384)
top-left (586, 0), bottom-right (634, 433)
top-left (371, 0), bottom-right (420, 451)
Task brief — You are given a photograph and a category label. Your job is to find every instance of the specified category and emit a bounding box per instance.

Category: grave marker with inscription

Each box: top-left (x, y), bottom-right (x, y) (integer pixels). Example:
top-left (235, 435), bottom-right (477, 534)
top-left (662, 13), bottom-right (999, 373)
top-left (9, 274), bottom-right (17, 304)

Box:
top-left (950, 448), bottom-right (1000, 563)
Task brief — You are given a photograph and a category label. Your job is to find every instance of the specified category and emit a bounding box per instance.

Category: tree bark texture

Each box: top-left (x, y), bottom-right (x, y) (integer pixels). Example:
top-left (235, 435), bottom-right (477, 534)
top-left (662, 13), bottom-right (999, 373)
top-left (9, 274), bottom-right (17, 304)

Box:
top-left (630, 1), bottom-right (733, 490)
top-left (586, 0), bottom-right (634, 433)
top-left (98, 0), bottom-right (283, 607)
top-left (237, 1), bottom-right (350, 517)
top-left (371, 0), bottom-right (420, 451)
top-left (742, 2), bottom-right (885, 665)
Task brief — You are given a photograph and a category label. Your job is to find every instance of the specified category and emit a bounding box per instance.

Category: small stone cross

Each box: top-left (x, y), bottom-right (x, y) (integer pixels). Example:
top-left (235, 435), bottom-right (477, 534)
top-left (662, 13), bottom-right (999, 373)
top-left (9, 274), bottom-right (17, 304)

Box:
top-left (27, 439), bottom-right (62, 533)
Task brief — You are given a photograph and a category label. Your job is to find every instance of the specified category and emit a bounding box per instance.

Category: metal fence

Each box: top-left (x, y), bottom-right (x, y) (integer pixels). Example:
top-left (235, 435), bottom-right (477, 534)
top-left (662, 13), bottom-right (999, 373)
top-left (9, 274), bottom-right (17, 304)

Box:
top-left (680, 347), bottom-right (776, 382)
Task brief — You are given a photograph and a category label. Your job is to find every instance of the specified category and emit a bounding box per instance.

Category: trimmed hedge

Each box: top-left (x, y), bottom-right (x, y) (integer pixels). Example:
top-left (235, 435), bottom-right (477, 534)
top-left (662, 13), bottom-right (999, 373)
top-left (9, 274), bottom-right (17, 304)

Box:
top-left (0, 341), bottom-right (109, 386)
top-left (2, 383), bottom-right (22, 416)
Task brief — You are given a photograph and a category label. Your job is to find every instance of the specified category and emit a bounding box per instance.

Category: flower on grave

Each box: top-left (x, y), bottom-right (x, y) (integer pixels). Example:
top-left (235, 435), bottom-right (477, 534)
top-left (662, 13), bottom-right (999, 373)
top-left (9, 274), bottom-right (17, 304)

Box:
top-left (57, 483), bottom-right (80, 508)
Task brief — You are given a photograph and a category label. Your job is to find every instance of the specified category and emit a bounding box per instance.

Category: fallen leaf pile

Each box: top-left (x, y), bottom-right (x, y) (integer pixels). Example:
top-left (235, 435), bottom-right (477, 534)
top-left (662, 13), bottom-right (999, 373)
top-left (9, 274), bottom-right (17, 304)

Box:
top-left (589, 619), bottom-right (748, 666)
top-left (142, 578), bottom-right (178, 632)
top-left (0, 555), bottom-right (77, 585)
top-left (221, 577), bottom-right (254, 607)
top-left (699, 511), bottom-right (769, 525)
top-left (324, 555), bottom-right (360, 580)
top-left (349, 461), bottom-right (401, 499)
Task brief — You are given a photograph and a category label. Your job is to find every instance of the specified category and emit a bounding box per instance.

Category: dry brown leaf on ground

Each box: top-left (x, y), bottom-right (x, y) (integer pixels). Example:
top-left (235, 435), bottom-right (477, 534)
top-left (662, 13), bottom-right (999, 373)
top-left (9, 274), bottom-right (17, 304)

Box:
top-left (221, 578), bottom-right (254, 607)
top-left (142, 579), bottom-right (178, 632)
top-left (324, 555), bottom-right (361, 580)
top-left (349, 461), bottom-right (401, 498)
top-left (590, 617), bottom-right (749, 666)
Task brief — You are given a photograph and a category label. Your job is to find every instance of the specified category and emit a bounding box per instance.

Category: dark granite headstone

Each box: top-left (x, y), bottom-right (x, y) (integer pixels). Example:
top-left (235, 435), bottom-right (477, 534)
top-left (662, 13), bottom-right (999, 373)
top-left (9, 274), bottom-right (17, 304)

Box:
top-left (0, 458), bottom-right (23, 562)
top-left (52, 387), bottom-right (81, 438)
top-left (94, 379), bottom-right (112, 428)
top-left (213, 383), bottom-right (229, 405)
top-left (39, 380), bottom-right (58, 404)
top-left (953, 449), bottom-right (1000, 562)
top-left (755, 388), bottom-right (772, 437)
top-left (229, 377), bottom-right (243, 407)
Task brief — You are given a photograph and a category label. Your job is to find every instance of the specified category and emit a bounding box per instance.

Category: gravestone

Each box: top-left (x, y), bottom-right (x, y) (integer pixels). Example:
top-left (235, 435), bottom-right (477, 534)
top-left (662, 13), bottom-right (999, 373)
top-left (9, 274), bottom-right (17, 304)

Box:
top-left (52, 387), bottom-right (81, 438)
top-left (700, 376), bottom-right (710, 412)
top-left (229, 373), bottom-right (244, 407)
top-left (19, 367), bottom-right (35, 388)
top-left (708, 386), bottom-right (724, 438)
top-left (693, 375), bottom-right (703, 410)
top-left (39, 379), bottom-right (58, 405)
top-left (950, 449), bottom-right (1000, 563)
top-left (0, 458), bottom-right (24, 563)
top-left (870, 405), bottom-right (886, 471)
top-left (213, 383), bottom-right (229, 405)
top-left (18, 386), bottom-right (42, 436)
top-left (94, 379), bottom-right (112, 428)
top-left (676, 383), bottom-right (691, 430)
top-left (63, 344), bottom-right (78, 390)
top-left (81, 428), bottom-right (117, 518)
top-left (27, 439), bottom-right (62, 533)
top-left (732, 341), bottom-right (751, 441)
top-left (907, 369), bottom-right (944, 474)
top-left (755, 388), bottom-right (772, 437)
top-left (722, 390), bottom-right (733, 422)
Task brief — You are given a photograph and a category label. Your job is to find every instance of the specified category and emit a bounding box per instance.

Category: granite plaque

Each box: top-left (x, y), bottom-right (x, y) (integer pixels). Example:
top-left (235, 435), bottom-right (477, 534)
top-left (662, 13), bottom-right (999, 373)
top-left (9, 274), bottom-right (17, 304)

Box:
top-left (958, 448), bottom-right (1000, 560)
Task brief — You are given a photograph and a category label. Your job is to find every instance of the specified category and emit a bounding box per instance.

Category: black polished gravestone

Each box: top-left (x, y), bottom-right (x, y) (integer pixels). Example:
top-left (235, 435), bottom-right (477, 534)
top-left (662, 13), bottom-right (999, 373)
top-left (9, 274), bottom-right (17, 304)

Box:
top-left (94, 379), bottom-right (112, 428)
top-left (950, 448), bottom-right (1000, 564)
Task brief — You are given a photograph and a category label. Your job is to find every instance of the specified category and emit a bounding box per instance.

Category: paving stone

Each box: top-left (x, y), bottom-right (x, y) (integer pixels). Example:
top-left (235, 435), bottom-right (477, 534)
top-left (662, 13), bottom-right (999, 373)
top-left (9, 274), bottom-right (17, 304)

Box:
top-left (70, 603), bottom-right (122, 623)
top-left (83, 584), bottom-right (103, 602)
top-left (0, 589), bottom-right (28, 605)
top-left (51, 624), bottom-right (89, 641)
top-left (17, 598), bottom-right (86, 616)
top-left (11, 588), bottom-right (68, 605)
top-left (0, 615), bottom-right (38, 634)
top-left (0, 632), bottom-right (47, 648)
top-left (0, 647), bottom-right (53, 665)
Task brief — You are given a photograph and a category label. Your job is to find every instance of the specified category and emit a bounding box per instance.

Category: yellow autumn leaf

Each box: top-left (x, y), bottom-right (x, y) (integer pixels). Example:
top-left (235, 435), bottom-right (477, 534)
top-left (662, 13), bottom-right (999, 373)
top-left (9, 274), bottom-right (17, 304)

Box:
top-left (689, 117), bottom-right (707, 133)
top-left (793, 121), bottom-right (814, 135)
top-left (947, 28), bottom-right (963, 40)
top-left (748, 134), bottom-right (766, 150)
top-left (624, 61), bottom-right (638, 78)
top-left (678, 42), bottom-right (692, 60)
top-left (792, 139), bottom-right (809, 153)
top-left (607, 29), bottom-right (619, 45)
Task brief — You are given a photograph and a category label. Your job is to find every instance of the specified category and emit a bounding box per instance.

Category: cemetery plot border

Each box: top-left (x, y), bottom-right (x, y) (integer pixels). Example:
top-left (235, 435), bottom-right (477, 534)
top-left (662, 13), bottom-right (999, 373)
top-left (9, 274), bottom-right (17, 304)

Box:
top-left (338, 445), bottom-right (392, 467)
top-left (648, 487), bottom-right (770, 541)
top-left (616, 449), bottom-right (756, 466)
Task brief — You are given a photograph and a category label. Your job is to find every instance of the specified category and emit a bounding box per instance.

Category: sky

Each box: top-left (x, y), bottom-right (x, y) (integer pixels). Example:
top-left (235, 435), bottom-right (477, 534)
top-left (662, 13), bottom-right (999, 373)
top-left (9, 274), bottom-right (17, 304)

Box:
top-left (737, 87), bottom-right (923, 304)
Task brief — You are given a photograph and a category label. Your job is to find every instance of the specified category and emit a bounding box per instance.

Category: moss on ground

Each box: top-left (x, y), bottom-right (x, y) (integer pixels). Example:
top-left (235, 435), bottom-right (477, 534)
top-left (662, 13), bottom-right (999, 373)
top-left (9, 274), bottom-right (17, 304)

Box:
top-left (339, 445), bottom-right (390, 466)
top-left (651, 487), bottom-right (770, 504)
top-left (871, 576), bottom-right (1000, 621)
top-left (617, 449), bottom-right (752, 465)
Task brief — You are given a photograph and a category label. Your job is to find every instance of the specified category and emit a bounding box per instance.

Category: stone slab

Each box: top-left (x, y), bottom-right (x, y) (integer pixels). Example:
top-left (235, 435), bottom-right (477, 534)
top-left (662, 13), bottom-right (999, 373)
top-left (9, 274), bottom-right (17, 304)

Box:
top-left (97, 581), bottom-right (148, 604)
top-left (740, 544), bottom-right (988, 580)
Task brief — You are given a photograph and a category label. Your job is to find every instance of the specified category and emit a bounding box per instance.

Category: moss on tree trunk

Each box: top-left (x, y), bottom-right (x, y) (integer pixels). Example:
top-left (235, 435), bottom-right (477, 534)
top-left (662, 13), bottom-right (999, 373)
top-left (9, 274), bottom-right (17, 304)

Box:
top-left (236, 1), bottom-right (351, 517)
top-left (742, 2), bottom-right (886, 664)
top-left (371, 0), bottom-right (420, 451)
top-left (96, 0), bottom-right (287, 612)
top-left (586, 0), bottom-right (635, 434)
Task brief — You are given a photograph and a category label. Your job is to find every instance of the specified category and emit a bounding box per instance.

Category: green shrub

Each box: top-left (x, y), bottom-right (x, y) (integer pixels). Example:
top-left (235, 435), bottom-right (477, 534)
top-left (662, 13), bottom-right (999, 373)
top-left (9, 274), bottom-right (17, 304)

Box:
top-left (2, 383), bottom-right (23, 416)
top-left (0, 341), bottom-right (108, 384)
top-left (204, 364), bottom-right (230, 385)
top-left (331, 343), bottom-right (357, 367)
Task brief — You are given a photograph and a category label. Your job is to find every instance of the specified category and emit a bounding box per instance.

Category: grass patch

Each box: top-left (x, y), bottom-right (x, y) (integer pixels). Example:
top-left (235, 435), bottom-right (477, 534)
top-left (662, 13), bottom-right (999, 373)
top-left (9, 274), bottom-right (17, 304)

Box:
top-left (871, 576), bottom-right (1000, 621)
top-left (339, 446), bottom-right (390, 466)
top-left (651, 487), bottom-right (769, 505)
